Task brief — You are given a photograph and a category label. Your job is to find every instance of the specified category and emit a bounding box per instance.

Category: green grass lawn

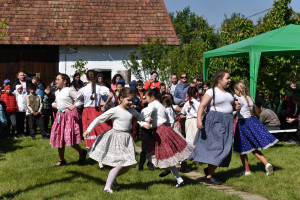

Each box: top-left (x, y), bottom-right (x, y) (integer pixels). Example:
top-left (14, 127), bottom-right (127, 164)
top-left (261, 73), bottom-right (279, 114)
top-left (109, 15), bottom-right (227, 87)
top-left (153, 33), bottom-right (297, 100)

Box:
top-left (191, 141), bottom-right (300, 200)
top-left (0, 136), bottom-right (299, 200)
top-left (0, 136), bottom-right (241, 200)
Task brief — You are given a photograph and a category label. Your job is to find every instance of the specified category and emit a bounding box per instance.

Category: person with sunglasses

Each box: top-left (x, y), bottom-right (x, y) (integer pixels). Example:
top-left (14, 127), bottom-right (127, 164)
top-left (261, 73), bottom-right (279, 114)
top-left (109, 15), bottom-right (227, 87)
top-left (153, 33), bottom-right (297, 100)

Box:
top-left (173, 73), bottom-right (189, 107)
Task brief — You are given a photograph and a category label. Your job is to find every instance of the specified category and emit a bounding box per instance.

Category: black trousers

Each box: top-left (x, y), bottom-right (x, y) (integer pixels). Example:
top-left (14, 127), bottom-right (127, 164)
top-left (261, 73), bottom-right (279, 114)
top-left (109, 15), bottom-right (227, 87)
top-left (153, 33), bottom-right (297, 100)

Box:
top-left (42, 109), bottom-right (54, 133)
top-left (139, 127), bottom-right (153, 168)
top-left (15, 112), bottom-right (26, 135)
top-left (28, 114), bottom-right (46, 137)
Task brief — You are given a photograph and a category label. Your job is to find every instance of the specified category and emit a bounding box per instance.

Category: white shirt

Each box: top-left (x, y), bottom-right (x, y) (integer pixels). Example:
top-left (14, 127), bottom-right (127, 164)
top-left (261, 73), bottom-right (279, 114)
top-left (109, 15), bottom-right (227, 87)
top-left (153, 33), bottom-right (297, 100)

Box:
top-left (205, 87), bottom-right (234, 114)
top-left (76, 83), bottom-right (110, 107)
top-left (14, 91), bottom-right (27, 112)
top-left (166, 107), bottom-right (176, 125)
top-left (181, 98), bottom-right (200, 119)
top-left (140, 100), bottom-right (169, 128)
top-left (169, 83), bottom-right (177, 95)
top-left (234, 94), bottom-right (253, 118)
top-left (52, 87), bottom-right (79, 110)
top-left (87, 106), bottom-right (143, 132)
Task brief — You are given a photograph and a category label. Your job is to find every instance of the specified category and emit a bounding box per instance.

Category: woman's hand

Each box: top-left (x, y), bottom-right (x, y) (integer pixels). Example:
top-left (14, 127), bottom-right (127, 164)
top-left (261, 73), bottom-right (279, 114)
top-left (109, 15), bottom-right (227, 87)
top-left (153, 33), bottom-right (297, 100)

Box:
top-left (197, 120), bottom-right (204, 129)
top-left (100, 102), bottom-right (107, 108)
top-left (83, 131), bottom-right (90, 139)
top-left (68, 105), bottom-right (76, 111)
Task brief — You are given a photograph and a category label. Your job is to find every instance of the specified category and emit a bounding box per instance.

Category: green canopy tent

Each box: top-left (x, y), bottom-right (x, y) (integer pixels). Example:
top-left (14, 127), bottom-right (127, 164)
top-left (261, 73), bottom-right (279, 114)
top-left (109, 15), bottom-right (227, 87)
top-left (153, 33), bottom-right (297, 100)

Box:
top-left (203, 24), bottom-right (300, 99)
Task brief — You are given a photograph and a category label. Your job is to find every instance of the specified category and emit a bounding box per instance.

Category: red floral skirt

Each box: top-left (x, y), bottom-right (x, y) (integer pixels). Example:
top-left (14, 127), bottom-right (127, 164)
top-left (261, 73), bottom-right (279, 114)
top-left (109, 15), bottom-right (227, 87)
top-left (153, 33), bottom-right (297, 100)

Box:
top-left (82, 107), bottom-right (112, 148)
top-left (147, 124), bottom-right (194, 168)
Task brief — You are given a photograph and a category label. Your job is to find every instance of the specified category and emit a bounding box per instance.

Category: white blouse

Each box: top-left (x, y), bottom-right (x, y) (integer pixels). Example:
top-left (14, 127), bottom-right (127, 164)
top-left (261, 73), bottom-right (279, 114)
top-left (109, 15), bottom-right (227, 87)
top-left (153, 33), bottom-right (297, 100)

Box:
top-left (76, 83), bottom-right (110, 107)
top-left (234, 94), bottom-right (253, 118)
top-left (87, 106), bottom-right (144, 132)
top-left (52, 87), bottom-right (80, 110)
top-left (181, 98), bottom-right (200, 119)
top-left (140, 100), bottom-right (169, 128)
top-left (205, 87), bottom-right (234, 114)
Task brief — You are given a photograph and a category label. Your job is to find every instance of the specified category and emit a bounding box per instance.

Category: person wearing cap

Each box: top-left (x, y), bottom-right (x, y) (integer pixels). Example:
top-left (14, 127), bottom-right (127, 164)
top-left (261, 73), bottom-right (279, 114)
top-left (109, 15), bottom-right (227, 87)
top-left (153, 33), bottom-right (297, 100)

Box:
top-left (0, 85), bottom-right (18, 138)
top-left (3, 79), bottom-right (10, 89)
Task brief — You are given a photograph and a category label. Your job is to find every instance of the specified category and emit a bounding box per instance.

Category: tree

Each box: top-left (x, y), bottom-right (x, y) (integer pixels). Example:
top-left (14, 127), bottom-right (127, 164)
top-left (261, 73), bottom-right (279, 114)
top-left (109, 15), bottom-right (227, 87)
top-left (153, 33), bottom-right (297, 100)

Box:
top-left (123, 38), bottom-right (171, 83)
top-left (71, 59), bottom-right (88, 77)
top-left (209, 13), bottom-right (254, 85)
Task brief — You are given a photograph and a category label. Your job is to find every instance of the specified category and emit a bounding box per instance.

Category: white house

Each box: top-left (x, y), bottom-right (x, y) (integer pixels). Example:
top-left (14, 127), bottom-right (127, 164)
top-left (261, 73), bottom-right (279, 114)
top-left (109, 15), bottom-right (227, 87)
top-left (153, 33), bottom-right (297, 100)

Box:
top-left (0, 0), bottom-right (179, 85)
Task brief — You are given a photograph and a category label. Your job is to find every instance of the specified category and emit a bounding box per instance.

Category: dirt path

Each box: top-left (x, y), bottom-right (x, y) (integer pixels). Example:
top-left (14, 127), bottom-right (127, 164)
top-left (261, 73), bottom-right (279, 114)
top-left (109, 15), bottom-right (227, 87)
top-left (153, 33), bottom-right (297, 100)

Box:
top-left (135, 145), bottom-right (268, 200)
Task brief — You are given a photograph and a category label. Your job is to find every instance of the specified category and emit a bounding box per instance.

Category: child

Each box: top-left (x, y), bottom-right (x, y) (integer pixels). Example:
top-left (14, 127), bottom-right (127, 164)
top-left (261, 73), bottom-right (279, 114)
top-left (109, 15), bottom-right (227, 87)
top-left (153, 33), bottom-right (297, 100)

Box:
top-left (189, 70), bottom-right (240, 185)
top-left (233, 80), bottom-right (278, 176)
top-left (43, 86), bottom-right (55, 134)
top-left (0, 103), bottom-right (7, 138)
top-left (2, 79), bottom-right (10, 91)
top-left (160, 83), bottom-right (167, 96)
top-left (76, 70), bottom-right (113, 149)
top-left (136, 80), bottom-right (154, 171)
top-left (196, 76), bottom-right (204, 94)
top-left (0, 85), bottom-right (18, 138)
top-left (83, 87), bottom-right (150, 193)
top-left (161, 96), bottom-right (182, 135)
top-left (13, 85), bottom-right (27, 137)
top-left (50, 73), bottom-right (87, 167)
top-left (141, 89), bottom-right (194, 187)
top-left (180, 87), bottom-right (200, 145)
top-left (26, 84), bottom-right (48, 140)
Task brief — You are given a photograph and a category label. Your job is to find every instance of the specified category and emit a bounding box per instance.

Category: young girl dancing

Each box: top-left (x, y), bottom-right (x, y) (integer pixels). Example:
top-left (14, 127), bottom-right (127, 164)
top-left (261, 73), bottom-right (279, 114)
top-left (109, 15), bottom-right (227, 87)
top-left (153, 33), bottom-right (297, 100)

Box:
top-left (141, 89), bottom-right (194, 187)
top-left (181, 87), bottom-right (200, 145)
top-left (76, 70), bottom-right (113, 149)
top-left (233, 80), bottom-right (278, 176)
top-left (83, 88), bottom-right (149, 194)
top-left (50, 73), bottom-right (87, 167)
top-left (189, 70), bottom-right (240, 185)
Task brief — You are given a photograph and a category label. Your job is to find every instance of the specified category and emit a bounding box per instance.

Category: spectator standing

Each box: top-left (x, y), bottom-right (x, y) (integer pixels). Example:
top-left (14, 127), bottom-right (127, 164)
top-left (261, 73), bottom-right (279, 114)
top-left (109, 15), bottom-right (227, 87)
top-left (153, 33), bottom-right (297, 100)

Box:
top-left (71, 73), bottom-right (84, 89)
top-left (173, 73), bottom-right (189, 107)
top-left (144, 71), bottom-right (161, 90)
top-left (0, 103), bottom-right (7, 138)
top-left (13, 85), bottom-right (27, 137)
top-left (167, 73), bottom-right (179, 95)
top-left (111, 74), bottom-right (123, 91)
top-left (12, 71), bottom-right (32, 94)
top-left (26, 85), bottom-right (48, 140)
top-left (1, 85), bottom-right (18, 138)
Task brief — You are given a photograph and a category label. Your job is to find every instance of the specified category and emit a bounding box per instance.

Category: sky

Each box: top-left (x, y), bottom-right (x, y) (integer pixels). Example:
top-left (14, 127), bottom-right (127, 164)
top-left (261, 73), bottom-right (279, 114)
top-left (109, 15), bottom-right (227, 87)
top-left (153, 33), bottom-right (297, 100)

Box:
top-left (164, 0), bottom-right (300, 29)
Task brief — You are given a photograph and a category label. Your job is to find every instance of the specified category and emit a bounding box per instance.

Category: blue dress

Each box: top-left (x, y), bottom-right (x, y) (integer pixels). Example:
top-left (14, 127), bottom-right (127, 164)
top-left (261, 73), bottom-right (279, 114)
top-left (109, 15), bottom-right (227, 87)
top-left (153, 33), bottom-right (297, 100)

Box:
top-left (234, 116), bottom-right (278, 154)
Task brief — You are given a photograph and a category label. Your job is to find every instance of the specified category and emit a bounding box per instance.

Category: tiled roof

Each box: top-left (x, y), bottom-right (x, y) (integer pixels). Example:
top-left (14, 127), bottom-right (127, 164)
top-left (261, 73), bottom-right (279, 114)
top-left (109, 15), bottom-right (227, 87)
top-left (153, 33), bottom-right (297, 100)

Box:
top-left (0, 0), bottom-right (179, 45)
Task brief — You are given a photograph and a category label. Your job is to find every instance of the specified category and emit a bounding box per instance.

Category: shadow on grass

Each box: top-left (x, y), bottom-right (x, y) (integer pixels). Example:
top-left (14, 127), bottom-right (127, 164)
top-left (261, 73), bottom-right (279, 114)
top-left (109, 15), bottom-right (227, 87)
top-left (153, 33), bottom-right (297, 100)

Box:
top-left (215, 162), bottom-right (283, 182)
top-left (0, 138), bottom-right (32, 153)
top-left (0, 171), bottom-right (106, 199)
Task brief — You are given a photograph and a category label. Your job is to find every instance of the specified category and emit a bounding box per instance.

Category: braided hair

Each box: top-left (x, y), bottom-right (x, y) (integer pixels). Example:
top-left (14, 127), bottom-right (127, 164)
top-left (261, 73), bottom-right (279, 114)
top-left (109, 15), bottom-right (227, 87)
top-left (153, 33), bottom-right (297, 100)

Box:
top-left (86, 70), bottom-right (97, 100)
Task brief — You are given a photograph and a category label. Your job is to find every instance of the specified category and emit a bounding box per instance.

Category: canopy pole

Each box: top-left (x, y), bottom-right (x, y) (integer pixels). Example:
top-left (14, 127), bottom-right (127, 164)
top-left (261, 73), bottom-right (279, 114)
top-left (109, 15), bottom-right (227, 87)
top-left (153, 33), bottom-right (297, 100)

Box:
top-left (203, 57), bottom-right (210, 81)
top-left (249, 51), bottom-right (261, 101)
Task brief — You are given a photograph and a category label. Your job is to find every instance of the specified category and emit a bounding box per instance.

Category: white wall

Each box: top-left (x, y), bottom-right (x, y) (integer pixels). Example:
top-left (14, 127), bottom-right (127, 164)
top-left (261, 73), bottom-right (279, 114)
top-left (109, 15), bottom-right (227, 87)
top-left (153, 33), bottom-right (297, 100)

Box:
top-left (58, 45), bottom-right (138, 82)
